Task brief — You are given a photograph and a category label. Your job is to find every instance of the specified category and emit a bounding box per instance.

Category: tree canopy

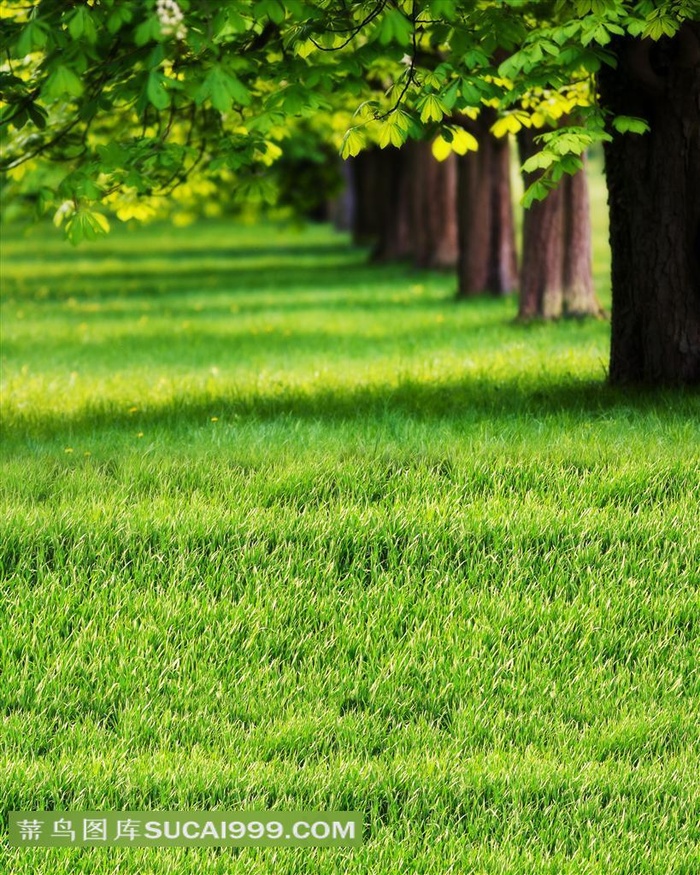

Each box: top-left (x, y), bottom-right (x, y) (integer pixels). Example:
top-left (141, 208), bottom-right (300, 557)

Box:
top-left (2, 0), bottom-right (698, 241)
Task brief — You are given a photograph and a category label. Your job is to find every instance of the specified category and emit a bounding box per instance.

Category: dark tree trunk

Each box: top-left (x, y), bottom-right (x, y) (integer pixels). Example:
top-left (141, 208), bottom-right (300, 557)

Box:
top-left (330, 159), bottom-right (356, 232)
top-left (598, 25), bottom-right (700, 385)
top-left (372, 147), bottom-right (414, 262)
top-left (408, 139), bottom-right (458, 269)
top-left (350, 149), bottom-right (387, 247)
top-left (348, 142), bottom-right (457, 266)
top-left (518, 129), bottom-right (602, 319)
top-left (349, 147), bottom-right (411, 259)
top-left (456, 111), bottom-right (519, 297)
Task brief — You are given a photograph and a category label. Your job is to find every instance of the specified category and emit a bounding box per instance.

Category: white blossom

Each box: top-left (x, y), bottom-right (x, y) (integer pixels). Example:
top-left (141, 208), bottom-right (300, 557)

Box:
top-left (156, 0), bottom-right (187, 41)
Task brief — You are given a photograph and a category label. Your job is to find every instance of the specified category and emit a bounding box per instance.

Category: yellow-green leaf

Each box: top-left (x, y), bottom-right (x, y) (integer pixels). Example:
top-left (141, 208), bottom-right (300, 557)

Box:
top-left (295, 39), bottom-right (316, 59)
top-left (431, 135), bottom-right (452, 161)
top-left (491, 113), bottom-right (526, 138)
top-left (451, 128), bottom-right (478, 155)
top-left (341, 128), bottom-right (365, 159)
top-left (419, 94), bottom-right (446, 124)
top-left (91, 212), bottom-right (110, 234)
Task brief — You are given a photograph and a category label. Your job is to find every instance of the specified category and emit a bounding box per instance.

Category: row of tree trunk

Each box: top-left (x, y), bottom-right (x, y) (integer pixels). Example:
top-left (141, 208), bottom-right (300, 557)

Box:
top-left (330, 25), bottom-right (700, 384)
top-left (339, 122), bottom-right (603, 320)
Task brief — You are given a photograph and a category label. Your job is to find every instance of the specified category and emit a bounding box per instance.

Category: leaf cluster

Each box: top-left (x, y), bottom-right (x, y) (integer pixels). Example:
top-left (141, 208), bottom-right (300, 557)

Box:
top-left (1, 0), bottom-right (698, 231)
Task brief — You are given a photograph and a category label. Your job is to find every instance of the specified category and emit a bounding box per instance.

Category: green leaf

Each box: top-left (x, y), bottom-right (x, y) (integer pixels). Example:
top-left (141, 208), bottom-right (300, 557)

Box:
top-left (27, 102), bottom-right (48, 130)
top-left (440, 80), bottom-right (461, 111)
top-left (522, 151), bottom-right (555, 173)
top-left (464, 48), bottom-right (489, 68)
top-left (108, 7), bottom-right (133, 34)
top-left (198, 67), bottom-right (250, 112)
top-left (281, 86), bottom-right (306, 115)
top-left (612, 116), bottom-right (649, 135)
top-left (377, 9), bottom-right (413, 47)
top-left (237, 176), bottom-right (277, 204)
top-left (147, 72), bottom-right (170, 110)
top-left (253, 0), bottom-right (285, 25)
top-left (43, 66), bottom-right (85, 99)
top-left (429, 0), bottom-right (457, 17)
top-left (522, 178), bottom-right (554, 208)
top-left (68, 8), bottom-right (97, 44)
top-left (498, 50), bottom-right (529, 79)
top-left (393, 109), bottom-right (412, 132)
top-left (65, 209), bottom-right (110, 245)
top-left (460, 81), bottom-right (483, 106)
top-left (211, 79), bottom-right (232, 113)
top-left (295, 39), bottom-right (316, 59)
top-left (17, 20), bottom-right (49, 55)
top-left (135, 17), bottom-right (161, 47)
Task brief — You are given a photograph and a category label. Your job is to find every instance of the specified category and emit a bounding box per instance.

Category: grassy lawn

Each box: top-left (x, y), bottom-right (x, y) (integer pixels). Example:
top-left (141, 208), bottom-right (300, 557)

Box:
top-left (1, 208), bottom-right (699, 874)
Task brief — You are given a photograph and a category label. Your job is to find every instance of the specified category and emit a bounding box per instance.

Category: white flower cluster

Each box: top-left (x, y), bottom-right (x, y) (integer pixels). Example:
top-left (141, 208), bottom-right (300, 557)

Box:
top-left (53, 200), bottom-right (75, 227)
top-left (156, 0), bottom-right (187, 41)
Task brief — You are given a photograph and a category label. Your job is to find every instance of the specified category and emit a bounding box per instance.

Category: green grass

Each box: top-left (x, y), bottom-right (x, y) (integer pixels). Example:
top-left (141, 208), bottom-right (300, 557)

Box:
top-left (1, 209), bottom-right (699, 875)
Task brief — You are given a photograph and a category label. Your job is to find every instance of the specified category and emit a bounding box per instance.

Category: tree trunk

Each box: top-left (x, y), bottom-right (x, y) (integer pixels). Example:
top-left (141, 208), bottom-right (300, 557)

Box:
top-left (598, 25), bottom-right (700, 385)
top-left (350, 149), bottom-right (386, 247)
top-left (456, 111), bottom-right (519, 297)
top-left (349, 143), bottom-right (457, 267)
top-left (408, 139), bottom-right (458, 269)
top-left (519, 161), bottom-right (565, 319)
top-left (372, 147), bottom-right (415, 262)
top-left (330, 159), bottom-right (356, 232)
top-left (518, 129), bottom-right (602, 319)
top-left (562, 157), bottom-right (600, 316)
top-left (349, 147), bottom-right (412, 259)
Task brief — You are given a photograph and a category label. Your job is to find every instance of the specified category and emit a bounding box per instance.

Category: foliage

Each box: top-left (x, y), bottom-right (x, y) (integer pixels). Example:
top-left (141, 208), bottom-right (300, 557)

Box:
top-left (1, 0), bottom-right (699, 237)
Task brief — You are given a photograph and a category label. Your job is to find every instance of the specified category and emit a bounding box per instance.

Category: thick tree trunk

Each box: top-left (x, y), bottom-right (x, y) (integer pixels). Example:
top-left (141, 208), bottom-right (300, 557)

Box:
top-left (518, 129), bottom-right (602, 319)
top-left (456, 111), bottom-right (519, 297)
top-left (598, 25), bottom-right (700, 385)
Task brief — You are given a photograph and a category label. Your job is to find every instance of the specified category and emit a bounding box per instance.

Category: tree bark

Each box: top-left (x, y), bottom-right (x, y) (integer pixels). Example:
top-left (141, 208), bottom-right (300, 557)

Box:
top-left (408, 139), bottom-right (458, 269)
top-left (350, 149), bottom-right (403, 250)
top-left (598, 25), bottom-right (700, 385)
top-left (518, 129), bottom-right (602, 319)
top-left (348, 143), bottom-right (457, 267)
top-left (519, 159), bottom-right (565, 319)
top-left (456, 111), bottom-right (519, 297)
top-left (562, 158), bottom-right (599, 317)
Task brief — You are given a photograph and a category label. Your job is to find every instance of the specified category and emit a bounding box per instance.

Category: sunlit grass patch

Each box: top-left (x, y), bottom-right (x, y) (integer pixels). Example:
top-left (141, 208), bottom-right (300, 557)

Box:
top-left (1, 215), bottom-right (699, 875)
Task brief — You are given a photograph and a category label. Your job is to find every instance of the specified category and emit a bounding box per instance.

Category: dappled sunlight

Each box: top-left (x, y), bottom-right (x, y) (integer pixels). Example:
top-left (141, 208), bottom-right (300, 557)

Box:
top-left (0, 219), bottom-right (626, 443)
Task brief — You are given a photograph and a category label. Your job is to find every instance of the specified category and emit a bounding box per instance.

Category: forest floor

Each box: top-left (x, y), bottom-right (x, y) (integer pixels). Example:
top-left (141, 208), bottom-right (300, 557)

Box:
top-left (1, 216), bottom-right (699, 874)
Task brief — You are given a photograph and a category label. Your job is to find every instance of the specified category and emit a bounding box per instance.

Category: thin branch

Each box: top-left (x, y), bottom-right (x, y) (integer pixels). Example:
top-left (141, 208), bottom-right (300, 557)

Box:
top-left (309, 0), bottom-right (388, 51)
top-left (373, 0), bottom-right (418, 120)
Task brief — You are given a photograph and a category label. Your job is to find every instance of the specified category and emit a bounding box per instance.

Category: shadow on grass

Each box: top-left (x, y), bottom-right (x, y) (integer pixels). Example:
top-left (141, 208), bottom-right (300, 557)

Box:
top-left (3, 259), bottom-right (433, 303)
top-left (8, 242), bottom-right (361, 265)
top-left (4, 374), bottom-right (698, 443)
